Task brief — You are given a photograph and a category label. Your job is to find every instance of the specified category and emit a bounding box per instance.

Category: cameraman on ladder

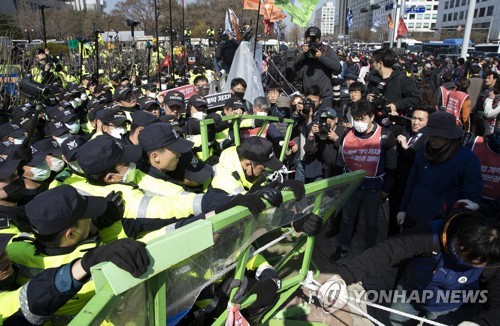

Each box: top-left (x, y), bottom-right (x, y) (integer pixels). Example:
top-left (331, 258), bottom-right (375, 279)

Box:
top-left (293, 27), bottom-right (342, 106)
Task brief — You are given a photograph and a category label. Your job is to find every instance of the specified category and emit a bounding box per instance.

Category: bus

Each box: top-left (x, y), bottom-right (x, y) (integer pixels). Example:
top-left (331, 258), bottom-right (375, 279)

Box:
top-left (421, 39), bottom-right (474, 57)
top-left (382, 39), bottom-right (422, 53)
top-left (474, 43), bottom-right (500, 56)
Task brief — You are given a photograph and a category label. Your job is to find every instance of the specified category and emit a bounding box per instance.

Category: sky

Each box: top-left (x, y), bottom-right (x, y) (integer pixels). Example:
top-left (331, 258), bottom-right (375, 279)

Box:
top-left (104, 0), bottom-right (331, 30)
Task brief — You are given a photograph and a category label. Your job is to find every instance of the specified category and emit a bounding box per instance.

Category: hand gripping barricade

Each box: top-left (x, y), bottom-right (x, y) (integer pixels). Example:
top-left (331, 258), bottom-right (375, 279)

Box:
top-left (69, 171), bottom-right (365, 326)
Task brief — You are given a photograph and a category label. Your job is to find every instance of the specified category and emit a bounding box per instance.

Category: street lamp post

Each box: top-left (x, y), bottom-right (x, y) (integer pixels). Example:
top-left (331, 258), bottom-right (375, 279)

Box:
top-left (40, 5), bottom-right (47, 48)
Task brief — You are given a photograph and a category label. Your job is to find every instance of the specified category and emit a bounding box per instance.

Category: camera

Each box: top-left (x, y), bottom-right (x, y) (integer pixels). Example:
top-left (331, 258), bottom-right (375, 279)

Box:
top-left (318, 110), bottom-right (331, 141)
top-left (371, 81), bottom-right (389, 116)
top-left (19, 78), bottom-right (51, 99)
top-left (304, 27), bottom-right (321, 58)
top-left (302, 98), bottom-right (315, 115)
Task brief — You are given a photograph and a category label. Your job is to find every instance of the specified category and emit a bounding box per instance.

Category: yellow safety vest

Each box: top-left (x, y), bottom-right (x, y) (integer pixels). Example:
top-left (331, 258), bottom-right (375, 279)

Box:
top-left (211, 146), bottom-right (253, 195)
top-left (0, 288), bottom-right (22, 324)
top-left (6, 239), bottom-right (99, 324)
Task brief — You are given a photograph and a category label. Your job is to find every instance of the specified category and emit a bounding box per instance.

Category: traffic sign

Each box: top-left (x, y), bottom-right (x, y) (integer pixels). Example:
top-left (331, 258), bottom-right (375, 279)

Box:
top-left (405, 6), bottom-right (425, 13)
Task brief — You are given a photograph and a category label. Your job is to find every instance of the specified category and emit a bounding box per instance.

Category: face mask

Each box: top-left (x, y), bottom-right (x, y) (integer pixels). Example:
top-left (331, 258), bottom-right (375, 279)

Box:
top-left (28, 162), bottom-right (51, 182)
top-left (141, 79), bottom-right (148, 85)
top-left (108, 127), bottom-right (126, 139)
top-left (353, 121), bottom-right (369, 133)
top-left (2, 179), bottom-right (26, 203)
top-left (54, 134), bottom-right (70, 146)
top-left (192, 112), bottom-right (207, 120)
top-left (256, 111), bottom-right (268, 116)
top-left (81, 93), bottom-right (88, 101)
top-left (116, 163), bottom-right (136, 183)
top-left (68, 161), bottom-right (84, 174)
top-left (12, 136), bottom-right (26, 145)
top-left (148, 92), bottom-right (157, 99)
top-left (65, 121), bottom-right (81, 134)
top-left (70, 100), bottom-right (78, 108)
top-left (74, 98), bottom-right (82, 107)
top-left (48, 156), bottom-right (65, 172)
top-left (160, 84), bottom-right (167, 91)
top-left (234, 91), bottom-right (245, 100)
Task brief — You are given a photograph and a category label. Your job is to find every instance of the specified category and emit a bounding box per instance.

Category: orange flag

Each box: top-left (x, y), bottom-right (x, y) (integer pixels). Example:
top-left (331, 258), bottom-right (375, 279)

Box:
top-left (397, 16), bottom-right (408, 39)
top-left (387, 14), bottom-right (394, 30)
top-left (243, 0), bottom-right (261, 11)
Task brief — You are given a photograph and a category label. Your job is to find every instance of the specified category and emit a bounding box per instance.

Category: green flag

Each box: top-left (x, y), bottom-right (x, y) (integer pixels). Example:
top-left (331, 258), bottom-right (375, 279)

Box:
top-left (275, 0), bottom-right (320, 27)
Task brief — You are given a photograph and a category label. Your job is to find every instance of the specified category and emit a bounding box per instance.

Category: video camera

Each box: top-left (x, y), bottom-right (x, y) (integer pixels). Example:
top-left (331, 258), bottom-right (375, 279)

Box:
top-left (318, 110), bottom-right (330, 141)
top-left (19, 78), bottom-right (51, 99)
top-left (371, 81), bottom-right (389, 116)
top-left (305, 27), bottom-right (321, 58)
top-left (302, 98), bottom-right (315, 115)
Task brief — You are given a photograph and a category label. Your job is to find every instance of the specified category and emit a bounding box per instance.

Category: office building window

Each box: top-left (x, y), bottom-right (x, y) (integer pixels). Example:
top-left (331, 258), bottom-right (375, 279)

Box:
top-left (459, 11), bottom-right (464, 19)
top-left (453, 12), bottom-right (458, 20)
top-left (408, 23), bottom-right (414, 28)
top-left (443, 14), bottom-right (447, 22)
top-left (433, 5), bottom-right (438, 10)
top-left (423, 23), bottom-right (430, 28)
top-left (417, 14), bottom-right (423, 19)
top-left (426, 5), bottom-right (431, 10)
top-left (432, 14), bottom-right (437, 19)
top-left (450, 1), bottom-right (454, 8)
top-left (455, 0), bottom-right (459, 6)
top-left (487, 6), bottom-right (493, 16)
top-left (474, 8), bottom-right (478, 17)
top-left (461, 0), bottom-right (466, 5)
top-left (479, 7), bottom-right (485, 16)
top-left (416, 22), bottom-right (422, 28)
top-left (424, 14), bottom-right (430, 19)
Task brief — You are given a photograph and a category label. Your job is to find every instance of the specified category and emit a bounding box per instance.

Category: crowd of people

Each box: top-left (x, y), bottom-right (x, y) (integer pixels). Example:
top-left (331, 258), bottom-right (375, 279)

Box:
top-left (0, 24), bottom-right (499, 325)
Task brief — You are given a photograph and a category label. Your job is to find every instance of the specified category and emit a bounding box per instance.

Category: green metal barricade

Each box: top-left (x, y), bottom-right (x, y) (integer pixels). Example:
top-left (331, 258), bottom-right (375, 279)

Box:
top-left (70, 171), bottom-right (365, 325)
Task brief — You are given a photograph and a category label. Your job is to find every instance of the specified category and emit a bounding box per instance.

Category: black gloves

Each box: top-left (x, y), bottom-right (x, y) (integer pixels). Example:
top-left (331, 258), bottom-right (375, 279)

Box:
top-left (81, 238), bottom-right (150, 277)
top-left (214, 193), bottom-right (266, 215)
top-left (92, 191), bottom-right (124, 230)
top-left (292, 213), bottom-right (323, 236)
top-left (254, 187), bottom-right (283, 207)
top-left (276, 179), bottom-right (305, 201)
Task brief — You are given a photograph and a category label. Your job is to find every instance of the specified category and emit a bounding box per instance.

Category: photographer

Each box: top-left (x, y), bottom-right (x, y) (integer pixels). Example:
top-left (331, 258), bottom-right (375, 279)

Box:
top-left (366, 48), bottom-right (421, 127)
top-left (293, 27), bottom-right (342, 104)
top-left (304, 108), bottom-right (343, 178)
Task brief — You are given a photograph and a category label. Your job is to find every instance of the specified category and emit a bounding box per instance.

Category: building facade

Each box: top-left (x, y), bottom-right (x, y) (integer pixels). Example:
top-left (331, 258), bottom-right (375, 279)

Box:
top-left (314, 2), bottom-right (336, 36)
top-left (434, 0), bottom-right (500, 43)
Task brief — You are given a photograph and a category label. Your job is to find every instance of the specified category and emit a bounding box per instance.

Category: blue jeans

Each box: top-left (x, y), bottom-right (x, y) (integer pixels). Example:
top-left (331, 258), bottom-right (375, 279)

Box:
top-left (295, 161), bottom-right (305, 182)
top-left (389, 284), bottom-right (457, 325)
top-left (339, 188), bottom-right (381, 250)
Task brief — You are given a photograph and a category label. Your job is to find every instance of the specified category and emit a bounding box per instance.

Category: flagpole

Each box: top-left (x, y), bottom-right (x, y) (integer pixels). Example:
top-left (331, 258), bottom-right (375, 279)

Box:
top-left (169, 0), bottom-right (174, 78)
top-left (154, 0), bottom-right (160, 83)
top-left (253, 0), bottom-right (262, 59)
top-left (182, 0), bottom-right (186, 82)
top-left (396, 0), bottom-right (405, 48)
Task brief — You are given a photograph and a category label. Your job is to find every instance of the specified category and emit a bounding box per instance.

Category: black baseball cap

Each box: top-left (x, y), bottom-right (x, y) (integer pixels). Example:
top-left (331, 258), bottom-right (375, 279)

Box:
top-left (48, 121), bottom-right (70, 137)
top-left (0, 123), bottom-right (25, 139)
top-left (187, 94), bottom-right (208, 109)
top-left (98, 109), bottom-right (129, 126)
top-left (0, 158), bottom-right (21, 179)
top-left (11, 105), bottom-right (33, 121)
top-left (25, 185), bottom-right (108, 235)
top-left (54, 108), bottom-right (77, 123)
top-left (114, 85), bottom-right (134, 102)
top-left (238, 137), bottom-right (284, 171)
top-left (138, 97), bottom-right (161, 113)
top-left (139, 122), bottom-right (193, 153)
top-left (132, 111), bottom-right (160, 127)
top-left (0, 233), bottom-right (15, 256)
top-left (224, 97), bottom-right (246, 110)
top-left (77, 135), bottom-right (142, 175)
top-left (0, 141), bottom-right (19, 156)
top-left (164, 91), bottom-right (185, 107)
top-left (32, 138), bottom-right (63, 157)
top-left (61, 135), bottom-right (88, 162)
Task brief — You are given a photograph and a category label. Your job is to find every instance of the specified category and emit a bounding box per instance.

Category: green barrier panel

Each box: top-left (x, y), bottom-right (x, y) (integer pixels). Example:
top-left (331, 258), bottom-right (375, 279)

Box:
top-left (199, 114), bottom-right (294, 161)
top-left (70, 171), bottom-right (365, 325)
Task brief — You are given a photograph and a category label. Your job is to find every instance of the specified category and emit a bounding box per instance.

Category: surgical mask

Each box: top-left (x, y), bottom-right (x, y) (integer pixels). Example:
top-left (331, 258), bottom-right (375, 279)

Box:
top-left (192, 112), bottom-right (207, 120)
top-left (65, 121), bottom-right (81, 134)
top-left (70, 100), bottom-right (78, 108)
top-left (2, 179), bottom-right (26, 203)
top-left (12, 135), bottom-right (26, 145)
top-left (141, 79), bottom-right (148, 85)
top-left (160, 84), bottom-right (167, 91)
top-left (68, 161), bottom-right (84, 174)
top-left (117, 163), bottom-right (136, 183)
top-left (28, 162), bottom-right (51, 181)
top-left (108, 126), bottom-right (126, 139)
top-left (48, 156), bottom-right (65, 172)
top-left (148, 92), bottom-right (157, 99)
top-left (54, 134), bottom-right (70, 146)
top-left (353, 121), bottom-right (369, 133)
top-left (81, 93), bottom-right (88, 101)
top-left (74, 98), bottom-right (82, 107)
top-left (256, 111), bottom-right (268, 116)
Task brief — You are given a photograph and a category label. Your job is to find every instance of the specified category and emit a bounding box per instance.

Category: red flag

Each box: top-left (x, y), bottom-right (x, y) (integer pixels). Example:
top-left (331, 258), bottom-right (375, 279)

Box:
top-left (387, 14), bottom-right (394, 30)
top-left (158, 55), bottom-right (171, 71)
top-left (243, 0), bottom-right (261, 11)
top-left (397, 16), bottom-right (408, 39)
